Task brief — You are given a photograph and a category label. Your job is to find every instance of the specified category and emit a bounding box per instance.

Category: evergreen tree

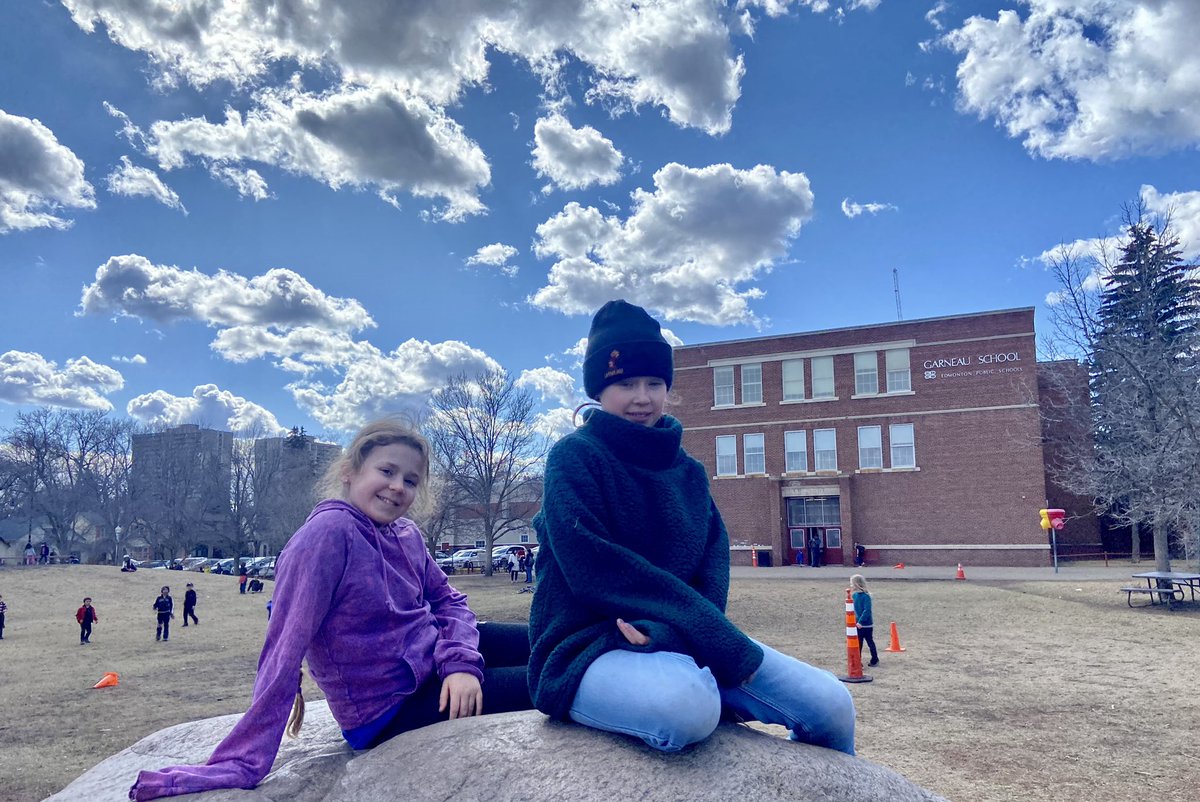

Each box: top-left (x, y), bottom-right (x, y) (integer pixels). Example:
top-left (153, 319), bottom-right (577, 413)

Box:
top-left (1091, 215), bottom-right (1200, 569)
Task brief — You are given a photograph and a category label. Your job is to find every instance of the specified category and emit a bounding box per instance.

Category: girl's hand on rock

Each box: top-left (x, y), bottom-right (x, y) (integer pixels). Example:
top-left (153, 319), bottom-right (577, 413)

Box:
top-left (440, 672), bottom-right (483, 719)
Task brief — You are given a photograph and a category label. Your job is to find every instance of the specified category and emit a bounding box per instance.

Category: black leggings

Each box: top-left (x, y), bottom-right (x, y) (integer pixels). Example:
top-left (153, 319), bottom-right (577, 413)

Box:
top-left (857, 626), bottom-right (878, 662)
top-left (365, 621), bottom-right (531, 747)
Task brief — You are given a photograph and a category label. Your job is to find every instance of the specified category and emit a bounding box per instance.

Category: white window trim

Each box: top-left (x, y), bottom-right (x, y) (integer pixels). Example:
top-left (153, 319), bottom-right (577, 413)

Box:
top-left (741, 364), bottom-right (764, 406)
top-left (743, 432), bottom-right (766, 475)
top-left (890, 423), bottom-right (917, 469)
top-left (715, 435), bottom-right (738, 477)
top-left (813, 428), bottom-right (838, 472)
top-left (857, 425), bottom-right (883, 470)
top-left (784, 430), bottom-right (808, 474)
top-left (713, 366), bottom-right (735, 408)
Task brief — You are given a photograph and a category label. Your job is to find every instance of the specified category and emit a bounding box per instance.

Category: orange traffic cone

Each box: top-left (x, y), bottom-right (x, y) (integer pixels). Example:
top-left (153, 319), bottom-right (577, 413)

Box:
top-left (838, 588), bottom-right (873, 684)
top-left (893, 562), bottom-right (905, 569)
top-left (884, 621), bottom-right (906, 652)
top-left (955, 563), bottom-right (966, 580)
top-left (92, 671), bottom-right (119, 689)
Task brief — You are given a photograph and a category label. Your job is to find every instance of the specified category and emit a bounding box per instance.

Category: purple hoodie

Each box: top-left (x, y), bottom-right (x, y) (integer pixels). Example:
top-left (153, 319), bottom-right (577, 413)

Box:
top-left (129, 500), bottom-right (483, 801)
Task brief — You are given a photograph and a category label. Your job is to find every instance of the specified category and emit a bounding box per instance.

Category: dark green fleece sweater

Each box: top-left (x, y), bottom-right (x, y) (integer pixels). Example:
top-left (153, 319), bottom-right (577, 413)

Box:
top-left (528, 410), bottom-right (764, 720)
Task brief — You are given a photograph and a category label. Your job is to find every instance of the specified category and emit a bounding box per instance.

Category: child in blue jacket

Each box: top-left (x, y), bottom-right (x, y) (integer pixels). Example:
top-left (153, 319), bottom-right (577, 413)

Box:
top-left (851, 574), bottom-right (878, 666)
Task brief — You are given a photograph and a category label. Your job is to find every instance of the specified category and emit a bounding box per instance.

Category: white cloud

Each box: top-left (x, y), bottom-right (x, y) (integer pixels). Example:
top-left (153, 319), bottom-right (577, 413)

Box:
top-left (517, 366), bottom-right (578, 408)
top-left (211, 326), bottom-right (373, 372)
top-left (533, 406), bottom-right (577, 442)
top-left (945, 1), bottom-right (1200, 160)
top-left (210, 165), bottom-right (272, 201)
top-left (147, 86), bottom-right (490, 221)
top-left (532, 113), bottom-right (624, 192)
top-left (530, 162), bottom-right (815, 326)
top-left (126, 384), bottom-right (285, 435)
top-left (659, 326), bottom-right (684, 347)
top-left (288, 338), bottom-right (501, 432)
top-left (0, 109), bottom-right (95, 233)
top-left (105, 155), bottom-right (187, 213)
top-left (112, 353), bottom-right (147, 365)
top-left (925, 1), bottom-right (950, 31)
top-left (79, 253), bottom-right (375, 332)
top-left (62, 0), bottom-right (751, 136)
top-left (465, 243), bottom-right (519, 276)
top-left (841, 198), bottom-right (898, 218)
top-left (0, 351), bottom-right (123, 410)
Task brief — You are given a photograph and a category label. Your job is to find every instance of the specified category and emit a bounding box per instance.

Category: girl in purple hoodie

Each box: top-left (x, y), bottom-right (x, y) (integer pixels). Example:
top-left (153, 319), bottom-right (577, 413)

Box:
top-left (130, 419), bottom-right (532, 801)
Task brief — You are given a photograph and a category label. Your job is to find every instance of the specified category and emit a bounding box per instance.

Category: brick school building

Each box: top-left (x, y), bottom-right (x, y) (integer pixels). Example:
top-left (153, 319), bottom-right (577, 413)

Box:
top-left (672, 308), bottom-right (1097, 568)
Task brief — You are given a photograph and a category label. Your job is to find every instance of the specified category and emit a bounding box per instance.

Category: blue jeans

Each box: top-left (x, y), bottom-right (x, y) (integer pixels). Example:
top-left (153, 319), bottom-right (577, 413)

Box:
top-left (568, 641), bottom-right (855, 755)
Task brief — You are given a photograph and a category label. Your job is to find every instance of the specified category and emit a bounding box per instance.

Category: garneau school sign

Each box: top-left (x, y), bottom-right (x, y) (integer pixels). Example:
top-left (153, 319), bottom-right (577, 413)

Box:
top-left (922, 351), bottom-right (1023, 380)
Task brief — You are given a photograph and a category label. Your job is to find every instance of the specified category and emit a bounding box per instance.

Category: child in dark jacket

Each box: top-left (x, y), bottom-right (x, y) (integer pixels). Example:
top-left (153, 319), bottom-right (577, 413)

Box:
top-left (851, 574), bottom-right (878, 666)
top-left (76, 597), bottom-right (98, 644)
top-left (153, 586), bottom-right (174, 641)
top-left (130, 418), bottom-right (532, 801)
top-left (528, 300), bottom-right (855, 755)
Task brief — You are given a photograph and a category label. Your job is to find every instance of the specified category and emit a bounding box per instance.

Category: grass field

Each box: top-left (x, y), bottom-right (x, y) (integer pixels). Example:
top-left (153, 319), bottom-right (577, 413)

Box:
top-left (0, 565), bottom-right (1197, 801)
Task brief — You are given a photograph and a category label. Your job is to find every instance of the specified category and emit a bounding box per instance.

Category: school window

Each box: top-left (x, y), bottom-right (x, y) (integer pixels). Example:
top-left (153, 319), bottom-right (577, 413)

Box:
top-left (812, 356), bottom-right (835, 398)
top-left (716, 435), bottom-right (738, 476)
top-left (520, 534), bottom-right (529, 543)
top-left (814, 428), bottom-right (838, 471)
top-left (854, 351), bottom-right (878, 395)
top-left (744, 433), bottom-right (765, 474)
top-left (714, 366), bottom-right (735, 407)
top-left (886, 348), bottom-right (911, 392)
top-left (741, 363), bottom-right (763, 404)
top-left (858, 425), bottom-right (883, 469)
top-left (782, 359), bottom-right (805, 401)
top-left (890, 423), bottom-right (916, 468)
top-left (784, 430), bottom-right (808, 473)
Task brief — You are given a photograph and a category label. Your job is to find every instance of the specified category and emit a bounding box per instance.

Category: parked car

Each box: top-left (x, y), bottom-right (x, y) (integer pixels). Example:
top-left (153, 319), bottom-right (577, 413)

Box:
top-left (491, 545), bottom-right (528, 570)
top-left (445, 549), bottom-right (485, 570)
top-left (246, 557), bottom-right (276, 578)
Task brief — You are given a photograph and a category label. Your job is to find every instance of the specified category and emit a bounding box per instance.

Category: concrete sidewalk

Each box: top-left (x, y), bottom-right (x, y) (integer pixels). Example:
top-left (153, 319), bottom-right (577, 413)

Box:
top-left (729, 561), bottom-right (1177, 582)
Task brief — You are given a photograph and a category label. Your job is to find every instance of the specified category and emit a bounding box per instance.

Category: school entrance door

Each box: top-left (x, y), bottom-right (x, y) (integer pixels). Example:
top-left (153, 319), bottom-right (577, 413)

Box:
top-left (785, 497), bottom-right (843, 566)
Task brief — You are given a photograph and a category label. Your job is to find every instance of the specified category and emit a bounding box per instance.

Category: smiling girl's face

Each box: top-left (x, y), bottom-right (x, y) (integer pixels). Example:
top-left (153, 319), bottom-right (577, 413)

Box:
top-left (343, 442), bottom-right (424, 525)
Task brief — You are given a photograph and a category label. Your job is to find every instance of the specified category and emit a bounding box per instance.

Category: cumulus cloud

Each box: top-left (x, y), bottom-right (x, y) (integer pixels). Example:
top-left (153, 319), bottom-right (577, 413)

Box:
top-left (517, 366), bottom-right (578, 408)
top-left (533, 406), bottom-right (577, 442)
top-left (210, 165), bottom-right (272, 200)
top-left (79, 253), bottom-right (375, 332)
top-left (112, 353), bottom-right (147, 365)
top-left (105, 155), bottom-right (187, 213)
top-left (62, 0), bottom-right (749, 136)
top-left (0, 109), bottom-right (95, 233)
top-left (529, 162), bottom-right (815, 326)
top-left (465, 243), bottom-right (519, 276)
top-left (532, 113), bottom-right (624, 192)
top-left (0, 351), bottom-right (123, 410)
top-left (126, 384), bottom-right (285, 435)
top-left (945, 1), bottom-right (1200, 160)
top-left (841, 198), bottom-right (898, 218)
top-left (211, 326), bottom-right (374, 373)
top-left (147, 86), bottom-right (490, 221)
top-left (288, 338), bottom-right (501, 432)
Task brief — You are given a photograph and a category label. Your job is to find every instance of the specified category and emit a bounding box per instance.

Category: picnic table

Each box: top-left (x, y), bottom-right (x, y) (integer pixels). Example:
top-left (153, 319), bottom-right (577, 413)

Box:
top-left (1120, 571), bottom-right (1200, 608)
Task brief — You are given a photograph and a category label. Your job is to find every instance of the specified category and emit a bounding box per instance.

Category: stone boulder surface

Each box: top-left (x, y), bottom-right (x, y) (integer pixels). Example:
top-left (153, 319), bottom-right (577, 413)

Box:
top-left (47, 703), bottom-right (947, 802)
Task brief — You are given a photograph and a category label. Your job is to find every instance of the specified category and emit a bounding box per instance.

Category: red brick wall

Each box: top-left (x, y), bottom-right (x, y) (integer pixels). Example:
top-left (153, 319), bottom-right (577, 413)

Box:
top-left (673, 309), bottom-right (1056, 567)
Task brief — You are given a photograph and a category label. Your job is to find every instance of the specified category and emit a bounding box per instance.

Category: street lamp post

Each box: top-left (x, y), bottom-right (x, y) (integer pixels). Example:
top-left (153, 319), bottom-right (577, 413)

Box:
top-left (114, 525), bottom-right (123, 565)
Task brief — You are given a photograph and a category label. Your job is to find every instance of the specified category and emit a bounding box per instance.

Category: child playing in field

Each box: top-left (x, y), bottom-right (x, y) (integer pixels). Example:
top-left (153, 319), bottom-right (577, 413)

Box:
top-left (528, 300), bottom-right (856, 755)
top-left (129, 418), bottom-right (533, 801)
top-left (153, 586), bottom-right (174, 642)
top-left (75, 597), bottom-right (98, 644)
top-left (850, 574), bottom-right (878, 667)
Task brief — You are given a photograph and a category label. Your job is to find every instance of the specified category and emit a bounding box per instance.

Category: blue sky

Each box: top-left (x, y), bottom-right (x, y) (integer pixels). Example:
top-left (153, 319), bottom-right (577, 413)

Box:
top-left (2, 0), bottom-right (1198, 439)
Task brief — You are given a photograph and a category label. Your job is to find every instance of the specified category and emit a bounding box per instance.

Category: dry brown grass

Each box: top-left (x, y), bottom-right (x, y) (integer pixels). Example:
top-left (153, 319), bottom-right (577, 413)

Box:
top-left (0, 565), bottom-right (1197, 802)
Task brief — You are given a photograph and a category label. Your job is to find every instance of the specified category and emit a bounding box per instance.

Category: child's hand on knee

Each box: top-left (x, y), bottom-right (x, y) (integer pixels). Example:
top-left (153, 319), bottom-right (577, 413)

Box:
top-left (616, 618), bottom-right (649, 646)
top-left (440, 672), bottom-right (483, 719)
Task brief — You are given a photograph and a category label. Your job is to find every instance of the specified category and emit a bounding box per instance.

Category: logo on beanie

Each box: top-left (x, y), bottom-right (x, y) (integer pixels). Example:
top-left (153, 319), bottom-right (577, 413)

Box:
top-left (605, 349), bottom-right (624, 380)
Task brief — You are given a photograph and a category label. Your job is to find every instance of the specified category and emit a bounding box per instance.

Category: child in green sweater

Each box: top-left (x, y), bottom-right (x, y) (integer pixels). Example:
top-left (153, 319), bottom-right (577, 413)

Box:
top-left (528, 300), bottom-right (856, 754)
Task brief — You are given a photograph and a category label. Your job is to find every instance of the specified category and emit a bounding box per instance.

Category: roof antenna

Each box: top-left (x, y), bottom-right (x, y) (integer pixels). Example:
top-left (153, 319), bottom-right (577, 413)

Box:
top-left (893, 268), bottom-right (903, 321)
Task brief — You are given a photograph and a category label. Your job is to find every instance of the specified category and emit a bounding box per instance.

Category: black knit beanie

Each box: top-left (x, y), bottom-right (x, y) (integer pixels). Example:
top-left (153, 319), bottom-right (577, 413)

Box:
top-left (583, 300), bottom-right (674, 400)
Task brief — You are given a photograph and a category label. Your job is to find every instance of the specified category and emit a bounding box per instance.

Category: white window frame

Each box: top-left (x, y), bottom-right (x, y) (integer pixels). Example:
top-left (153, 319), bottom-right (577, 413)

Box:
top-left (743, 433), bottom-right (766, 474)
top-left (811, 356), bottom-right (835, 399)
top-left (858, 425), bottom-right (883, 469)
top-left (741, 363), bottom-right (763, 405)
top-left (716, 435), bottom-right (738, 476)
top-left (854, 352), bottom-right (879, 395)
top-left (890, 423), bottom-right (916, 468)
top-left (886, 348), bottom-right (911, 393)
top-left (782, 359), bottom-right (805, 401)
top-left (784, 430), bottom-right (808, 473)
top-left (714, 366), bottom-right (735, 407)
top-left (814, 428), bottom-right (838, 471)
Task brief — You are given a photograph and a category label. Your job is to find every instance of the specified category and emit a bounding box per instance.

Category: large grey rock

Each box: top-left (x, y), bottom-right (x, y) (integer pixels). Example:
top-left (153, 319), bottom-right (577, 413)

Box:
top-left (47, 703), bottom-right (947, 802)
